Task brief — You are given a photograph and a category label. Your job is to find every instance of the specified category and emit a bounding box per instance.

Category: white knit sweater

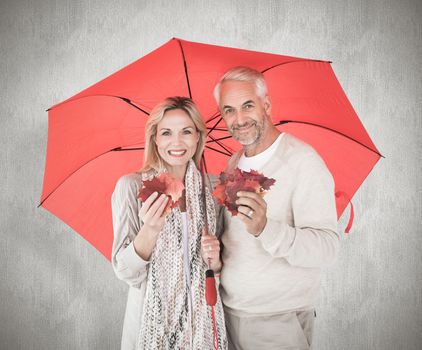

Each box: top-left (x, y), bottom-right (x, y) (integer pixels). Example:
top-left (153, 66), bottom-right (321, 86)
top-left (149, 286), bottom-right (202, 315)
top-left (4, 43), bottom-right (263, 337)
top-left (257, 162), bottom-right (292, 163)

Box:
top-left (220, 133), bottom-right (339, 316)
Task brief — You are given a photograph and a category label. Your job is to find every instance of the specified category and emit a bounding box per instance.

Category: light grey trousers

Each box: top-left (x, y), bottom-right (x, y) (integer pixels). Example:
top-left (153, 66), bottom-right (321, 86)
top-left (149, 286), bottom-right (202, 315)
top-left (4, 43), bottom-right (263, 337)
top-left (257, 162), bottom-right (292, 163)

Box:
top-left (225, 309), bottom-right (315, 350)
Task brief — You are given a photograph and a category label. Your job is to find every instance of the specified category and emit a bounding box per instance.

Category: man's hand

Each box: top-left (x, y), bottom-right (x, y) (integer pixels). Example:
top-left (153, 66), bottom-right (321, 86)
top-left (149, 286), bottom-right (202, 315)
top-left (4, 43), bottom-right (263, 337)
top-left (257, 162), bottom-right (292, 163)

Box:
top-left (236, 191), bottom-right (267, 236)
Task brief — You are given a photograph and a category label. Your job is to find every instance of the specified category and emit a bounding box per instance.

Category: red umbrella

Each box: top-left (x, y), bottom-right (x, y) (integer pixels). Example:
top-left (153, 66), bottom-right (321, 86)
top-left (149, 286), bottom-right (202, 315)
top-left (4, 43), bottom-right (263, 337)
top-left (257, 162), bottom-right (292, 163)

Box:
top-left (40, 38), bottom-right (381, 260)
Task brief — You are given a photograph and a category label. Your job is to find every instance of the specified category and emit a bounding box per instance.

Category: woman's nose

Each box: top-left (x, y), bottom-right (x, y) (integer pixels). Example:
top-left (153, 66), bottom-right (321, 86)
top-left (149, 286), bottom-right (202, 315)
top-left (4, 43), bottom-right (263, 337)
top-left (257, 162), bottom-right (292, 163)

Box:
top-left (170, 133), bottom-right (182, 143)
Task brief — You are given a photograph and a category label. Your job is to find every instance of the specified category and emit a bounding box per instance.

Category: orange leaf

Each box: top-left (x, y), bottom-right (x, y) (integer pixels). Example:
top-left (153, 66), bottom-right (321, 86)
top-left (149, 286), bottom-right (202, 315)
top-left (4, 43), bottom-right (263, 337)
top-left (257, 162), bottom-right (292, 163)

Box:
top-left (212, 168), bottom-right (276, 215)
top-left (139, 172), bottom-right (185, 213)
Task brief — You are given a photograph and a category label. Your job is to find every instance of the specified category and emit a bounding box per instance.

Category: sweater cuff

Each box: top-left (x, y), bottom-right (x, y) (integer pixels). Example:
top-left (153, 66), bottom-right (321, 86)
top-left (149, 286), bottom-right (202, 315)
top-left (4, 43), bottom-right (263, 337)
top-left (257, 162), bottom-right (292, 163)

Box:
top-left (118, 241), bottom-right (150, 272)
top-left (256, 219), bottom-right (295, 256)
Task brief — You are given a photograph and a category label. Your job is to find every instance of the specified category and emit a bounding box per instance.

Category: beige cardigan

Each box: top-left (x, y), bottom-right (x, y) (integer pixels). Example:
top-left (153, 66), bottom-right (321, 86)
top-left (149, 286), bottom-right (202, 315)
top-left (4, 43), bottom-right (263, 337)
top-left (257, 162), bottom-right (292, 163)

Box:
top-left (220, 133), bottom-right (339, 316)
top-left (111, 173), bottom-right (148, 350)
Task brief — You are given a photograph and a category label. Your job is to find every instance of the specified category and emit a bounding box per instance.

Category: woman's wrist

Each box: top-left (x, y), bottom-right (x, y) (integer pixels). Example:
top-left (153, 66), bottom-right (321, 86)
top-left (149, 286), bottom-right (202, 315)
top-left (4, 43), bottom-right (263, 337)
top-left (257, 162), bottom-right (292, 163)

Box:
top-left (134, 226), bottom-right (159, 260)
top-left (213, 260), bottom-right (222, 273)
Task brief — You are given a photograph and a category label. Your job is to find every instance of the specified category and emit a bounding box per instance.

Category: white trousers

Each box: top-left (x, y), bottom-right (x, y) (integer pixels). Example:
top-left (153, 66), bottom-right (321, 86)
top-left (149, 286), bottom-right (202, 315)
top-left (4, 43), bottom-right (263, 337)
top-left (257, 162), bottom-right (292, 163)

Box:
top-left (225, 309), bottom-right (315, 350)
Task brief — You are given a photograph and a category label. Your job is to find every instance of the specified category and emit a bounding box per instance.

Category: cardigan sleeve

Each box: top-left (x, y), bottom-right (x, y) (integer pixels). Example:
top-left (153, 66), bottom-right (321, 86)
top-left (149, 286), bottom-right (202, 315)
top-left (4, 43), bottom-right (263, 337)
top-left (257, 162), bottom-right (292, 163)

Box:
top-left (111, 174), bottom-right (150, 288)
top-left (257, 152), bottom-right (339, 268)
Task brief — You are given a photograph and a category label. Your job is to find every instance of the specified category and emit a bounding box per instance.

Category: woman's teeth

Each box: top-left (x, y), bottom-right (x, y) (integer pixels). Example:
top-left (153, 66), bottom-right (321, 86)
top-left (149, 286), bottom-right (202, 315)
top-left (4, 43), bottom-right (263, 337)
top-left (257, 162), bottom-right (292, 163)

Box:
top-left (168, 150), bottom-right (186, 156)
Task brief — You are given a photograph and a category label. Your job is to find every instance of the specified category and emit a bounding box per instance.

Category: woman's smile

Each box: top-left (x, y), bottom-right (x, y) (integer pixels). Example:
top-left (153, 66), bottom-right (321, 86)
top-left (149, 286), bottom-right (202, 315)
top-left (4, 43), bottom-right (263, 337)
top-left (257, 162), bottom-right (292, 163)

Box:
top-left (168, 149), bottom-right (187, 157)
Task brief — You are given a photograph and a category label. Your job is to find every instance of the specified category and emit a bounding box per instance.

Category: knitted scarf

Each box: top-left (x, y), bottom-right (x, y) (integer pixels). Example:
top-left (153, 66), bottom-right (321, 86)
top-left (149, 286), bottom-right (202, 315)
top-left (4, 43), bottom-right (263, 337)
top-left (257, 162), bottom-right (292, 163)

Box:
top-left (137, 160), bottom-right (227, 350)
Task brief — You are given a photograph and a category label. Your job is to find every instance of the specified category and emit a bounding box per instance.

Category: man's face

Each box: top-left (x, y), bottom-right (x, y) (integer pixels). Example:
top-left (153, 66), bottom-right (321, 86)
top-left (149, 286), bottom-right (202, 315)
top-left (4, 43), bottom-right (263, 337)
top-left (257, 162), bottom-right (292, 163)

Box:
top-left (218, 80), bottom-right (271, 146)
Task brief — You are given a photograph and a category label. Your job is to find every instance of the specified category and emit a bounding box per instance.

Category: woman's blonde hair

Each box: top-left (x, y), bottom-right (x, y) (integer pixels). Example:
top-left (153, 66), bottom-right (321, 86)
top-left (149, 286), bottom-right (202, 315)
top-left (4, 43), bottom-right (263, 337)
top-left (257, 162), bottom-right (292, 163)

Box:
top-left (141, 96), bottom-right (206, 173)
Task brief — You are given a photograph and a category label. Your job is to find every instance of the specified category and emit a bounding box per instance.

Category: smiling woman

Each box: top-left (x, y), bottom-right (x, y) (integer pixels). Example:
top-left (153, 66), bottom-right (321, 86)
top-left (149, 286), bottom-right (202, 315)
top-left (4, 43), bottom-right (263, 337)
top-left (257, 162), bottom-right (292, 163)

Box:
top-left (142, 97), bottom-right (207, 177)
top-left (111, 97), bottom-right (228, 350)
top-left (154, 109), bottom-right (200, 181)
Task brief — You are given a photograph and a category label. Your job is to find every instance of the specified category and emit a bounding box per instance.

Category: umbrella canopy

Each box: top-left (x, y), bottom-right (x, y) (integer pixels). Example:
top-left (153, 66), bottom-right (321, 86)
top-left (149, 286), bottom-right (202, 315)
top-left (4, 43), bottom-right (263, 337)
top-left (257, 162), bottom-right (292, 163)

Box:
top-left (40, 38), bottom-right (381, 260)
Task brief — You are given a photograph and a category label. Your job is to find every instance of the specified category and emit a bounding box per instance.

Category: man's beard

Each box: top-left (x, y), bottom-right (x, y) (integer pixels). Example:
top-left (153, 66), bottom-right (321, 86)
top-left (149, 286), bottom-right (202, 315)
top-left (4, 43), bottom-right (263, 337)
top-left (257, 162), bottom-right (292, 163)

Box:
top-left (230, 117), bottom-right (265, 146)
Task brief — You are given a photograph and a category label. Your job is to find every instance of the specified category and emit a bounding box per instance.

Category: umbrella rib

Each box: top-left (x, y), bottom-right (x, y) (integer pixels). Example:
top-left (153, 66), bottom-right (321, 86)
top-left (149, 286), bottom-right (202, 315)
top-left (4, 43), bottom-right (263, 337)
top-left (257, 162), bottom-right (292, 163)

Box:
top-left (176, 39), bottom-right (192, 99)
top-left (207, 133), bottom-right (233, 155)
top-left (207, 116), bottom-right (224, 136)
top-left (47, 94), bottom-right (150, 116)
top-left (206, 111), bottom-right (222, 124)
top-left (38, 147), bottom-right (144, 207)
top-left (208, 127), bottom-right (227, 131)
top-left (261, 58), bottom-right (332, 75)
top-left (206, 135), bottom-right (232, 143)
top-left (276, 120), bottom-right (384, 157)
top-left (112, 147), bottom-right (145, 151)
top-left (205, 145), bottom-right (232, 157)
top-left (120, 97), bottom-right (150, 116)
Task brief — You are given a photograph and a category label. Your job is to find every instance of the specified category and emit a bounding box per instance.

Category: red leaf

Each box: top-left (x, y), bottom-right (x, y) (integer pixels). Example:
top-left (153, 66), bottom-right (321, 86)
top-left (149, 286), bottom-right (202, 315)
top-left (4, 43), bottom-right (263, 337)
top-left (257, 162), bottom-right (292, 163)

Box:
top-left (139, 172), bottom-right (185, 213)
top-left (212, 168), bottom-right (276, 216)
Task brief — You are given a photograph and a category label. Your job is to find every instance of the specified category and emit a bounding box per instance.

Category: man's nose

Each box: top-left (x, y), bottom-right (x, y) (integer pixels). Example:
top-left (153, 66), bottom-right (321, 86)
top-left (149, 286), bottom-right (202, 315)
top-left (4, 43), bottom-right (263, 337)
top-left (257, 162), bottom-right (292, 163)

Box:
top-left (234, 110), bottom-right (248, 125)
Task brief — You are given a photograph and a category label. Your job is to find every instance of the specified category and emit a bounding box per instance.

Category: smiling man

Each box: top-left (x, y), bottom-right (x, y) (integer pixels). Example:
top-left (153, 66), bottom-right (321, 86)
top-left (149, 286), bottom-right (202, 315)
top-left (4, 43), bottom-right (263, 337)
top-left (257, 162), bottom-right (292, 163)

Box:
top-left (214, 67), bottom-right (339, 350)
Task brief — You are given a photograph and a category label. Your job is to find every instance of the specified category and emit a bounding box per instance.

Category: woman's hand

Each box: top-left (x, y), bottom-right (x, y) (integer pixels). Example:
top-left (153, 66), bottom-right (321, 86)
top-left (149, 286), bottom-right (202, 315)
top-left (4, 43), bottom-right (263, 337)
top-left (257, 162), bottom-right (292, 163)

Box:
top-left (201, 231), bottom-right (222, 272)
top-left (133, 192), bottom-right (169, 260)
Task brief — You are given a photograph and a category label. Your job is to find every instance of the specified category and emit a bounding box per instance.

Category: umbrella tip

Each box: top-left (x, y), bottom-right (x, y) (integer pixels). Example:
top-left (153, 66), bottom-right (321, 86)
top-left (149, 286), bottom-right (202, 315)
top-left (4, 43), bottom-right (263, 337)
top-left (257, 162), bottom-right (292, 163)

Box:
top-left (172, 37), bottom-right (185, 43)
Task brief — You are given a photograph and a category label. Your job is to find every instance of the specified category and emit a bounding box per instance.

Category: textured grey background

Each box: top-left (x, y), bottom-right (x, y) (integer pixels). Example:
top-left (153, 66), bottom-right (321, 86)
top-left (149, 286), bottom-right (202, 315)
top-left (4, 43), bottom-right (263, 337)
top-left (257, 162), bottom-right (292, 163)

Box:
top-left (1, 0), bottom-right (421, 349)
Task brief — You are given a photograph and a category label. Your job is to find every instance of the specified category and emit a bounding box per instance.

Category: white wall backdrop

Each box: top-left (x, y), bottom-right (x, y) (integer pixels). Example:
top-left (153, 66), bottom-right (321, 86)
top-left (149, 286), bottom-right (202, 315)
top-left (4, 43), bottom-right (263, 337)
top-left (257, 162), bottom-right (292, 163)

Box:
top-left (1, 0), bottom-right (421, 349)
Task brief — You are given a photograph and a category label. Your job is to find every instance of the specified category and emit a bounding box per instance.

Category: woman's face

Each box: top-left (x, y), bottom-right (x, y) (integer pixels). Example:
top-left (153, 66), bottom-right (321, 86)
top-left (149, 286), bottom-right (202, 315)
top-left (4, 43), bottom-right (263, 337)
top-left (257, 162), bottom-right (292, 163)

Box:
top-left (155, 108), bottom-right (200, 177)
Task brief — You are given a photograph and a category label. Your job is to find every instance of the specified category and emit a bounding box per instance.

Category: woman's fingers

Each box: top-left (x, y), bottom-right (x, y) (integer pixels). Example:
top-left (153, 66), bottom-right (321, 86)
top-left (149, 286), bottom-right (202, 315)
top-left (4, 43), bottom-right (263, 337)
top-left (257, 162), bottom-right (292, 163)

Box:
top-left (201, 235), bottom-right (222, 271)
top-left (152, 194), bottom-right (169, 219)
top-left (139, 192), bottom-right (158, 217)
top-left (140, 193), bottom-right (169, 226)
top-left (201, 235), bottom-right (220, 257)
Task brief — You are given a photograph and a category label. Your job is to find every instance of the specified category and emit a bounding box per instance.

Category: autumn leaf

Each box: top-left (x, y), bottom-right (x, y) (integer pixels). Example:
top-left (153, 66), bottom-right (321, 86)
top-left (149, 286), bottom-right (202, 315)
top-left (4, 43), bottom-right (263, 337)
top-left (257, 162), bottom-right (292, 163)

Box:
top-left (212, 168), bottom-right (276, 216)
top-left (139, 172), bottom-right (185, 213)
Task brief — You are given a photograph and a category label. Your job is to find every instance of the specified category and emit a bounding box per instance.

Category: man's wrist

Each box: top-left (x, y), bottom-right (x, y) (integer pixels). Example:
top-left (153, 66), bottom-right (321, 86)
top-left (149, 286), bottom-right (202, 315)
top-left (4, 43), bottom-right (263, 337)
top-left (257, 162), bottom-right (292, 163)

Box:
top-left (252, 218), bottom-right (267, 237)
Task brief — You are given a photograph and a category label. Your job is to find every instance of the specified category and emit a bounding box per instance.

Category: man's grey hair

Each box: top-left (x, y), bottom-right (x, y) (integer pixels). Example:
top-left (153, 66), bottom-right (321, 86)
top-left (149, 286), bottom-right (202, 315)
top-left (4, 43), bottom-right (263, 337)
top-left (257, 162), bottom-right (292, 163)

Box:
top-left (213, 66), bottom-right (268, 105)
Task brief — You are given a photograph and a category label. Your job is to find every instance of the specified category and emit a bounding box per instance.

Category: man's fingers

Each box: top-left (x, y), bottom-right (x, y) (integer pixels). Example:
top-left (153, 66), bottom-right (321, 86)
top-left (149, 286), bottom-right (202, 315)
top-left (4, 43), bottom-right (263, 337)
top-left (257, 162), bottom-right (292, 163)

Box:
top-left (237, 205), bottom-right (255, 220)
top-left (237, 191), bottom-right (267, 207)
top-left (236, 197), bottom-right (259, 212)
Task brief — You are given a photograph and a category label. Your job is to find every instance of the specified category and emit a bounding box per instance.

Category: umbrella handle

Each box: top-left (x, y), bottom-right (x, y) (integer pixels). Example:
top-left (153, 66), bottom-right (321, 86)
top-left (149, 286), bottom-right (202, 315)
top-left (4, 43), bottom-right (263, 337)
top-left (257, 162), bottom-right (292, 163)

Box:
top-left (335, 191), bottom-right (354, 233)
top-left (345, 201), bottom-right (354, 233)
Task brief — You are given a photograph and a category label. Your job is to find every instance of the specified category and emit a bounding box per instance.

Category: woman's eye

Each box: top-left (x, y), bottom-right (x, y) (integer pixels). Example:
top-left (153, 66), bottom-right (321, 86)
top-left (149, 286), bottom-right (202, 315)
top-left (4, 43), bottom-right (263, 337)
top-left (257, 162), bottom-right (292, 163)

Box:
top-left (183, 130), bottom-right (192, 134)
top-left (161, 131), bottom-right (170, 136)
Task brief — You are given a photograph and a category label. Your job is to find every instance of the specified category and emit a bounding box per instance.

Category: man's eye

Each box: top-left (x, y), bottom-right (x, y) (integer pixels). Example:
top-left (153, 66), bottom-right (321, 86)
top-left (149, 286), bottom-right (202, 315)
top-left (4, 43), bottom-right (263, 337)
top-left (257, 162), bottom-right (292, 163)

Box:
top-left (244, 104), bottom-right (253, 109)
top-left (224, 108), bottom-right (234, 115)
